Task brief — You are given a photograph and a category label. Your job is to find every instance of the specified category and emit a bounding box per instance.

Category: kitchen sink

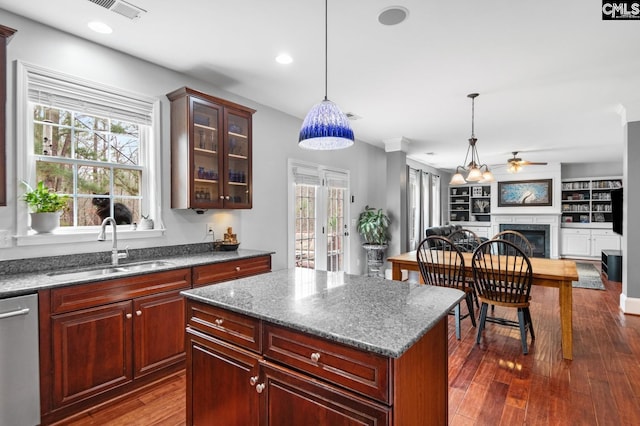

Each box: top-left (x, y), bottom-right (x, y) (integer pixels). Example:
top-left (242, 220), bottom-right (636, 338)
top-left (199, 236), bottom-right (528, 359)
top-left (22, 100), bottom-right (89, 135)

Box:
top-left (47, 260), bottom-right (174, 281)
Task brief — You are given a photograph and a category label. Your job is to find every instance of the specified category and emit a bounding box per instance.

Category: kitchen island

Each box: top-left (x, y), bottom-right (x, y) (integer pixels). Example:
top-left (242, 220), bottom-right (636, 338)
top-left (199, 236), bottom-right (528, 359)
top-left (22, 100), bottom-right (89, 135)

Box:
top-left (182, 268), bottom-right (464, 425)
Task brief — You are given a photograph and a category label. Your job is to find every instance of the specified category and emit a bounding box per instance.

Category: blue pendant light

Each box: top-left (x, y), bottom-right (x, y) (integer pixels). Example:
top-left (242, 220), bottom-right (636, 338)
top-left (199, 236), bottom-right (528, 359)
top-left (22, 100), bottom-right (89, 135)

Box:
top-left (299, 0), bottom-right (354, 150)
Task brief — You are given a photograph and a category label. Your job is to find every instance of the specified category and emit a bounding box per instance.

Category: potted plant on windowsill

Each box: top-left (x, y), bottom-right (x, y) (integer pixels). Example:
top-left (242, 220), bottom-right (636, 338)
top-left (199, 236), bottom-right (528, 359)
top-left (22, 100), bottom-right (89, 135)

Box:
top-left (357, 206), bottom-right (391, 277)
top-left (22, 181), bottom-right (69, 233)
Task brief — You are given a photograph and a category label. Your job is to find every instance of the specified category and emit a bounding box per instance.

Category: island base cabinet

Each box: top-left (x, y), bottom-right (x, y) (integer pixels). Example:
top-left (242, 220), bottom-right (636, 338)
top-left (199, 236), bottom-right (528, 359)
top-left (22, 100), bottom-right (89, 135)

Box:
top-left (187, 328), bottom-right (261, 425)
top-left (186, 299), bottom-right (449, 425)
top-left (261, 362), bottom-right (390, 425)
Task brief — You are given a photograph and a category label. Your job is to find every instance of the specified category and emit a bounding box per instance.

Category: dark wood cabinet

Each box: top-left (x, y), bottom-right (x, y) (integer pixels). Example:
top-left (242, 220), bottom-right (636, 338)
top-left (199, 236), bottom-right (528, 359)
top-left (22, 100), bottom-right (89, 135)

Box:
top-left (0, 25), bottom-right (16, 206)
top-left (192, 255), bottom-right (272, 287)
top-left (186, 299), bottom-right (447, 425)
top-left (167, 87), bottom-right (255, 210)
top-left (39, 269), bottom-right (191, 424)
top-left (134, 290), bottom-right (186, 378)
top-left (187, 329), bottom-right (261, 425)
top-left (51, 301), bottom-right (132, 408)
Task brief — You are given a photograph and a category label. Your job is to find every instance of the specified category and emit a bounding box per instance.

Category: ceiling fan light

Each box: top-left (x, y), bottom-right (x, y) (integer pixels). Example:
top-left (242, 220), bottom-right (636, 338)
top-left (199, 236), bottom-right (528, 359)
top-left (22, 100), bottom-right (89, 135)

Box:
top-left (299, 99), bottom-right (354, 150)
top-left (449, 172), bottom-right (467, 185)
top-left (507, 163), bottom-right (520, 174)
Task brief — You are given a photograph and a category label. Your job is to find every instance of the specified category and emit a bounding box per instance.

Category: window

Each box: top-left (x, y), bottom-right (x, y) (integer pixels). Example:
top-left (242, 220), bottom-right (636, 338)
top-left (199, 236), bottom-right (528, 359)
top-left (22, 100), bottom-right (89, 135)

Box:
top-left (407, 167), bottom-right (440, 250)
top-left (16, 61), bottom-right (161, 241)
top-left (33, 106), bottom-right (143, 226)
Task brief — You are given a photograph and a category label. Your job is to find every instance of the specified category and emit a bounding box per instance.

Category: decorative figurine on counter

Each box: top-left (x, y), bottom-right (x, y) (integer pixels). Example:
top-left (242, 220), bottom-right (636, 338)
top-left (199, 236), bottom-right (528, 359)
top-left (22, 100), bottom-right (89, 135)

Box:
top-left (224, 227), bottom-right (237, 243)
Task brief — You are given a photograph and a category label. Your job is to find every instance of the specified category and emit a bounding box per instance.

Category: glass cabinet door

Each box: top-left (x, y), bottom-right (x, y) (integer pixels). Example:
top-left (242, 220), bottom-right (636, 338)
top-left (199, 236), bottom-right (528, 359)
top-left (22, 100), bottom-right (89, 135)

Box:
top-left (223, 109), bottom-right (252, 208)
top-left (191, 99), bottom-right (222, 208)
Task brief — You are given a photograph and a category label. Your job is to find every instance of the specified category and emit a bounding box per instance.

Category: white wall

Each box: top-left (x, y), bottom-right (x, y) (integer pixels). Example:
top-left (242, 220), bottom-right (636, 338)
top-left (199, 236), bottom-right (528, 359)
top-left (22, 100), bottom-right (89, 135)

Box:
top-left (0, 10), bottom-right (387, 273)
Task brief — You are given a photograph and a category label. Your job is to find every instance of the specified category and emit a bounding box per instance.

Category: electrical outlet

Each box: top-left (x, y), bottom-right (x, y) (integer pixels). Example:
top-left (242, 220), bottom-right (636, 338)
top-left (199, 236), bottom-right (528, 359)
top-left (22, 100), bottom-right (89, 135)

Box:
top-left (0, 230), bottom-right (11, 248)
top-left (207, 223), bottom-right (215, 236)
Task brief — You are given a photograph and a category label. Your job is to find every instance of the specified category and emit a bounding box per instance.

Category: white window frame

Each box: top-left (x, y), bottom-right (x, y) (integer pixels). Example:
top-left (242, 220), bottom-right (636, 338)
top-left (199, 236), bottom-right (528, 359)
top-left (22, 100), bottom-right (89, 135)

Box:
top-left (287, 159), bottom-right (351, 273)
top-left (15, 61), bottom-right (163, 246)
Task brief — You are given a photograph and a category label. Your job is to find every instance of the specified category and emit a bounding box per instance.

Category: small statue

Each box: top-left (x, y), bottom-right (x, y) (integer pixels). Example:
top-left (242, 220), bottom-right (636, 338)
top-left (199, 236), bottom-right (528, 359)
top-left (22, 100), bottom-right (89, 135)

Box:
top-left (224, 227), bottom-right (237, 243)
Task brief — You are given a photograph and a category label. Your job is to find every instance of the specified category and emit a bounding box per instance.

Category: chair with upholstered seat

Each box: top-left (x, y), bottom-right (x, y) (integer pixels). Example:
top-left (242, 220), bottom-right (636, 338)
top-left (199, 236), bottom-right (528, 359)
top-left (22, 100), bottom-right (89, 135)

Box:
top-left (472, 239), bottom-right (534, 354)
top-left (417, 235), bottom-right (476, 340)
top-left (492, 230), bottom-right (534, 257)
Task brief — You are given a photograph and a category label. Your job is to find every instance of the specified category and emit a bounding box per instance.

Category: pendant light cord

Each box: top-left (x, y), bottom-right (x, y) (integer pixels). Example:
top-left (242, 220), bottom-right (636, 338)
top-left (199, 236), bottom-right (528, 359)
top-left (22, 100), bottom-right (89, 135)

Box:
top-left (324, 0), bottom-right (328, 101)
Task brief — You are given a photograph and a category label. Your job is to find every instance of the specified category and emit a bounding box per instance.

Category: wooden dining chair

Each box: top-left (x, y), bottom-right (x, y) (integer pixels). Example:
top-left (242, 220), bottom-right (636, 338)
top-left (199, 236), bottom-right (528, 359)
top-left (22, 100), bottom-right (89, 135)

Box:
top-left (417, 236), bottom-right (476, 340)
top-left (472, 239), bottom-right (534, 354)
top-left (448, 228), bottom-right (483, 253)
top-left (492, 230), bottom-right (534, 257)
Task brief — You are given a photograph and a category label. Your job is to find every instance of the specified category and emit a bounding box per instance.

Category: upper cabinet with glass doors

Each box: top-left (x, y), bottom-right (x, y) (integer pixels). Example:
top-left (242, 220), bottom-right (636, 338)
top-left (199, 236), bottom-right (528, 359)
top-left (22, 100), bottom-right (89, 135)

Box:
top-left (167, 87), bottom-right (255, 210)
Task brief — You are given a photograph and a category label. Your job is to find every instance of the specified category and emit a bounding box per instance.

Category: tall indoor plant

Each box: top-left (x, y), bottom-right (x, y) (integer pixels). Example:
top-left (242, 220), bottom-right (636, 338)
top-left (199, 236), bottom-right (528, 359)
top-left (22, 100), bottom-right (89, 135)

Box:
top-left (22, 181), bottom-right (69, 233)
top-left (357, 206), bottom-right (391, 276)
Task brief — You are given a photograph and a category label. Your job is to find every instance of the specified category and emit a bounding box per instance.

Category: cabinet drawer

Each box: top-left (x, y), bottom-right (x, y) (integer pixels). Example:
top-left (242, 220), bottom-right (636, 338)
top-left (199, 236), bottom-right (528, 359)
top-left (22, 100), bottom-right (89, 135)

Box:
top-left (186, 300), bottom-right (261, 353)
top-left (192, 255), bottom-right (271, 287)
top-left (263, 324), bottom-right (390, 404)
top-left (51, 269), bottom-right (191, 314)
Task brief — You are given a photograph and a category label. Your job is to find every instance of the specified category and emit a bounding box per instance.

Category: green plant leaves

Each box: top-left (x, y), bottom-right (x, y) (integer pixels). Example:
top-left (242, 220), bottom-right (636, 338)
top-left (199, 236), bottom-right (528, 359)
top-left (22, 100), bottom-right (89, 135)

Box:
top-left (356, 205), bottom-right (390, 245)
top-left (22, 181), bottom-right (69, 213)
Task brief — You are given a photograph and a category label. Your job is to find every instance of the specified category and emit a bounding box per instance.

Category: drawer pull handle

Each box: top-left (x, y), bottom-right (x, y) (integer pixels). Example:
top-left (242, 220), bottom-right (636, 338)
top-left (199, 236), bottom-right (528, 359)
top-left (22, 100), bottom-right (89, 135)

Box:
top-left (126, 313), bottom-right (132, 319)
top-left (215, 318), bottom-right (224, 326)
top-left (249, 376), bottom-right (259, 386)
top-left (255, 383), bottom-right (265, 393)
top-left (310, 352), bottom-right (321, 362)
top-left (136, 310), bottom-right (142, 316)
top-left (235, 266), bottom-right (241, 272)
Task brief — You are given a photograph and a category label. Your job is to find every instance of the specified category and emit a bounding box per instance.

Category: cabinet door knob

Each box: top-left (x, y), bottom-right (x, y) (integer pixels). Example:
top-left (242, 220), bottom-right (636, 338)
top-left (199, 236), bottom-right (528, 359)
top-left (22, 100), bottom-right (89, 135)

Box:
top-left (225, 195), bottom-right (230, 200)
top-left (255, 383), bottom-right (265, 394)
top-left (310, 352), bottom-right (321, 362)
top-left (249, 376), bottom-right (259, 386)
top-left (215, 318), bottom-right (224, 326)
top-left (136, 310), bottom-right (142, 316)
top-left (219, 195), bottom-right (225, 200)
top-left (126, 313), bottom-right (132, 319)
top-left (235, 266), bottom-right (241, 272)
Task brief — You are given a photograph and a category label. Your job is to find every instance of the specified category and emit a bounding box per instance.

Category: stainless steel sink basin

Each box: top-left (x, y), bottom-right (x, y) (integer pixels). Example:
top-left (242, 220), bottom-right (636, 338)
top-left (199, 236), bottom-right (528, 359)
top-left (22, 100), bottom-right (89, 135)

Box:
top-left (119, 260), bottom-right (174, 272)
top-left (48, 260), bottom-right (174, 281)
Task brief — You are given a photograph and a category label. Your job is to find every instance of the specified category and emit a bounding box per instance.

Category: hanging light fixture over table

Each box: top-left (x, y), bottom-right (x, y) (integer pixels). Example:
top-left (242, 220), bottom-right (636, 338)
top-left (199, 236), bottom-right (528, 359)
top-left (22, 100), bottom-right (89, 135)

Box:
top-left (449, 93), bottom-right (495, 185)
top-left (298, 0), bottom-right (354, 150)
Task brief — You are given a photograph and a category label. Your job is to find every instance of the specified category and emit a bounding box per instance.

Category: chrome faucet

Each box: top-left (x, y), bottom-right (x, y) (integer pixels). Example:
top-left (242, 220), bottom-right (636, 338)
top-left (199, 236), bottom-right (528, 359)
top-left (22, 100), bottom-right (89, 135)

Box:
top-left (98, 217), bottom-right (128, 265)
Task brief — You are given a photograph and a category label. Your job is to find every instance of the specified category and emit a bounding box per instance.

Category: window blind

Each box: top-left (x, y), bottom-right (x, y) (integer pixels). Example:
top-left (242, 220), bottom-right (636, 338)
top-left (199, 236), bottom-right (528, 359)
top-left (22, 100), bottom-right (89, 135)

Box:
top-left (25, 63), bottom-right (154, 125)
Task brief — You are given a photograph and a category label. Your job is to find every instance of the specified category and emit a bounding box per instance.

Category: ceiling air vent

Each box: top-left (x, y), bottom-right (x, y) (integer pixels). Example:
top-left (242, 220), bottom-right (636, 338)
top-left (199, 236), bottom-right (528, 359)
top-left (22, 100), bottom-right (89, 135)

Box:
top-left (88, 0), bottom-right (147, 20)
top-left (345, 112), bottom-right (362, 121)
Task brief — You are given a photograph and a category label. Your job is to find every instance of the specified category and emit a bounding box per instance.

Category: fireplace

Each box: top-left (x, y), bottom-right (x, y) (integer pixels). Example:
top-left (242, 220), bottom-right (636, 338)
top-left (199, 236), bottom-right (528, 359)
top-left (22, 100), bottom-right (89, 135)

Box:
top-left (499, 224), bottom-right (550, 258)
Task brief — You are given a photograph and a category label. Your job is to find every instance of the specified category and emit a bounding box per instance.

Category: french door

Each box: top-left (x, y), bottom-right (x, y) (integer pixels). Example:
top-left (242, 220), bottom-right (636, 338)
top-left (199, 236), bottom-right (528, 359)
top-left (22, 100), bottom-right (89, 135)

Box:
top-left (289, 161), bottom-right (349, 272)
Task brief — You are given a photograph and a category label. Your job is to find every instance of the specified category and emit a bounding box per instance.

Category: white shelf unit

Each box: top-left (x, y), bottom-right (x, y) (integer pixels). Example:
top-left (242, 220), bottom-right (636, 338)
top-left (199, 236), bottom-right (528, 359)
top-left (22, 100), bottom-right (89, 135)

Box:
top-left (449, 184), bottom-right (491, 224)
top-left (560, 177), bottom-right (622, 227)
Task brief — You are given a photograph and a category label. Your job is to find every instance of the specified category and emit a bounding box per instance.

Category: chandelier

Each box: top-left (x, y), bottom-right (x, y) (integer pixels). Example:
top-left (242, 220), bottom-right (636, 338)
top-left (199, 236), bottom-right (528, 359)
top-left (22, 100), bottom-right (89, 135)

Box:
top-left (449, 93), bottom-right (494, 185)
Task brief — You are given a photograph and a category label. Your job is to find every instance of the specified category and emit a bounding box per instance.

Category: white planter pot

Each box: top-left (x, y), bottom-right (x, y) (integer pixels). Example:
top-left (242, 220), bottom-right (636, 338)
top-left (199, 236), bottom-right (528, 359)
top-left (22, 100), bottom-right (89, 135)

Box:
top-left (139, 218), bottom-right (154, 230)
top-left (30, 212), bottom-right (61, 233)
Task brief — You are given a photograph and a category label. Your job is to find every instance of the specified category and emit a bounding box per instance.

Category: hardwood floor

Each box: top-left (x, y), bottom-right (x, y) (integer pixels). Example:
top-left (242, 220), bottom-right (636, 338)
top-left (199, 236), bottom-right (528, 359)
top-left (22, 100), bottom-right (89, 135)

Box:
top-left (59, 264), bottom-right (640, 426)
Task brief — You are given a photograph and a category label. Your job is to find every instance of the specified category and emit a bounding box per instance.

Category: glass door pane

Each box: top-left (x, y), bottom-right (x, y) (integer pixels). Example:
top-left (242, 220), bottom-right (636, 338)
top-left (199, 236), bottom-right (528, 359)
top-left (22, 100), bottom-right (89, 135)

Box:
top-left (326, 186), bottom-right (346, 272)
top-left (192, 101), bottom-right (220, 206)
top-left (225, 112), bottom-right (250, 206)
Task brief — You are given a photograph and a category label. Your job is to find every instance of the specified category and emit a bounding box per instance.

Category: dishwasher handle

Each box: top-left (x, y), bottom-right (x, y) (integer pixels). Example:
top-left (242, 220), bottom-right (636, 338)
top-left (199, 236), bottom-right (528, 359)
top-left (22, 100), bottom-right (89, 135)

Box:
top-left (0, 307), bottom-right (30, 320)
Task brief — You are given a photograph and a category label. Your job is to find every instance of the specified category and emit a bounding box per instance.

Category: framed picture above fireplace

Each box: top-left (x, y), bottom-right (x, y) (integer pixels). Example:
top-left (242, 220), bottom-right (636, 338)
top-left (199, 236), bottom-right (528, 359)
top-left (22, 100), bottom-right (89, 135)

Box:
top-left (498, 179), bottom-right (552, 207)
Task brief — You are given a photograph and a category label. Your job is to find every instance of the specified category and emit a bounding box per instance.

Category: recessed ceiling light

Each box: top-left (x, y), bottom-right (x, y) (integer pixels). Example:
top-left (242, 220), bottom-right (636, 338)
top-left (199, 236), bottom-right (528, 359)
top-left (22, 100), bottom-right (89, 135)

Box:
top-left (88, 21), bottom-right (113, 34)
top-left (275, 53), bottom-right (293, 65)
top-left (378, 6), bottom-right (409, 26)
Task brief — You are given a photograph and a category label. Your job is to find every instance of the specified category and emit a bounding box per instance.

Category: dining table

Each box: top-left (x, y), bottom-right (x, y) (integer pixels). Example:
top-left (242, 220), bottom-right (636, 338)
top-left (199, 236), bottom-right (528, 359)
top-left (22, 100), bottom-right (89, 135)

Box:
top-left (387, 250), bottom-right (579, 360)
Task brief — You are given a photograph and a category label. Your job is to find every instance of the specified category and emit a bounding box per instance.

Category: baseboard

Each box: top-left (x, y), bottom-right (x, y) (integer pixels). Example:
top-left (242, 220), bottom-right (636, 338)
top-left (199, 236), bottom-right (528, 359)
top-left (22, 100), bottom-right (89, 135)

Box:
top-left (620, 293), bottom-right (640, 315)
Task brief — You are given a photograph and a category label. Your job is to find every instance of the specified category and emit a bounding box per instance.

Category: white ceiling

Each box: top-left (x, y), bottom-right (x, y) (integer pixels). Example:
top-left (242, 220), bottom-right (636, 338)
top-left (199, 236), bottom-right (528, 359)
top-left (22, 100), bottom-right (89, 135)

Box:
top-left (1, 0), bottom-right (636, 171)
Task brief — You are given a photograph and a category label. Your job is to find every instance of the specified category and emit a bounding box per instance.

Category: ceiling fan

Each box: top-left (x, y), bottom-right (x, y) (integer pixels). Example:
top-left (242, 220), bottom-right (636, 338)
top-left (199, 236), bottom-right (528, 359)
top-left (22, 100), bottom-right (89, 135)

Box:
top-left (506, 151), bottom-right (548, 173)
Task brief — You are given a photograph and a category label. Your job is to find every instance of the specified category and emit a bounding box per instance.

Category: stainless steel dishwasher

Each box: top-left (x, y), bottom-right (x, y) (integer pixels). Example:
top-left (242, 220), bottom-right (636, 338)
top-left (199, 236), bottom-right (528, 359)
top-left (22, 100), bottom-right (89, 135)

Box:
top-left (0, 293), bottom-right (40, 426)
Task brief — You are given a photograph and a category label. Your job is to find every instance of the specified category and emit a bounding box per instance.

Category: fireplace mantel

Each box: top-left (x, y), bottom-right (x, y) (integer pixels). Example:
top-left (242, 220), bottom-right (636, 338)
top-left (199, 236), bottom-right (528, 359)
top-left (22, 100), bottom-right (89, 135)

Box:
top-left (491, 214), bottom-right (561, 259)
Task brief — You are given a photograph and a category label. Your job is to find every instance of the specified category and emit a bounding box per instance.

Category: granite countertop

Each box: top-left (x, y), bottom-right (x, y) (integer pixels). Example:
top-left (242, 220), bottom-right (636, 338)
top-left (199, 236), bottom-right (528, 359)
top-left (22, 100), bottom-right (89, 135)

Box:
top-left (183, 268), bottom-right (464, 358)
top-left (0, 248), bottom-right (273, 298)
